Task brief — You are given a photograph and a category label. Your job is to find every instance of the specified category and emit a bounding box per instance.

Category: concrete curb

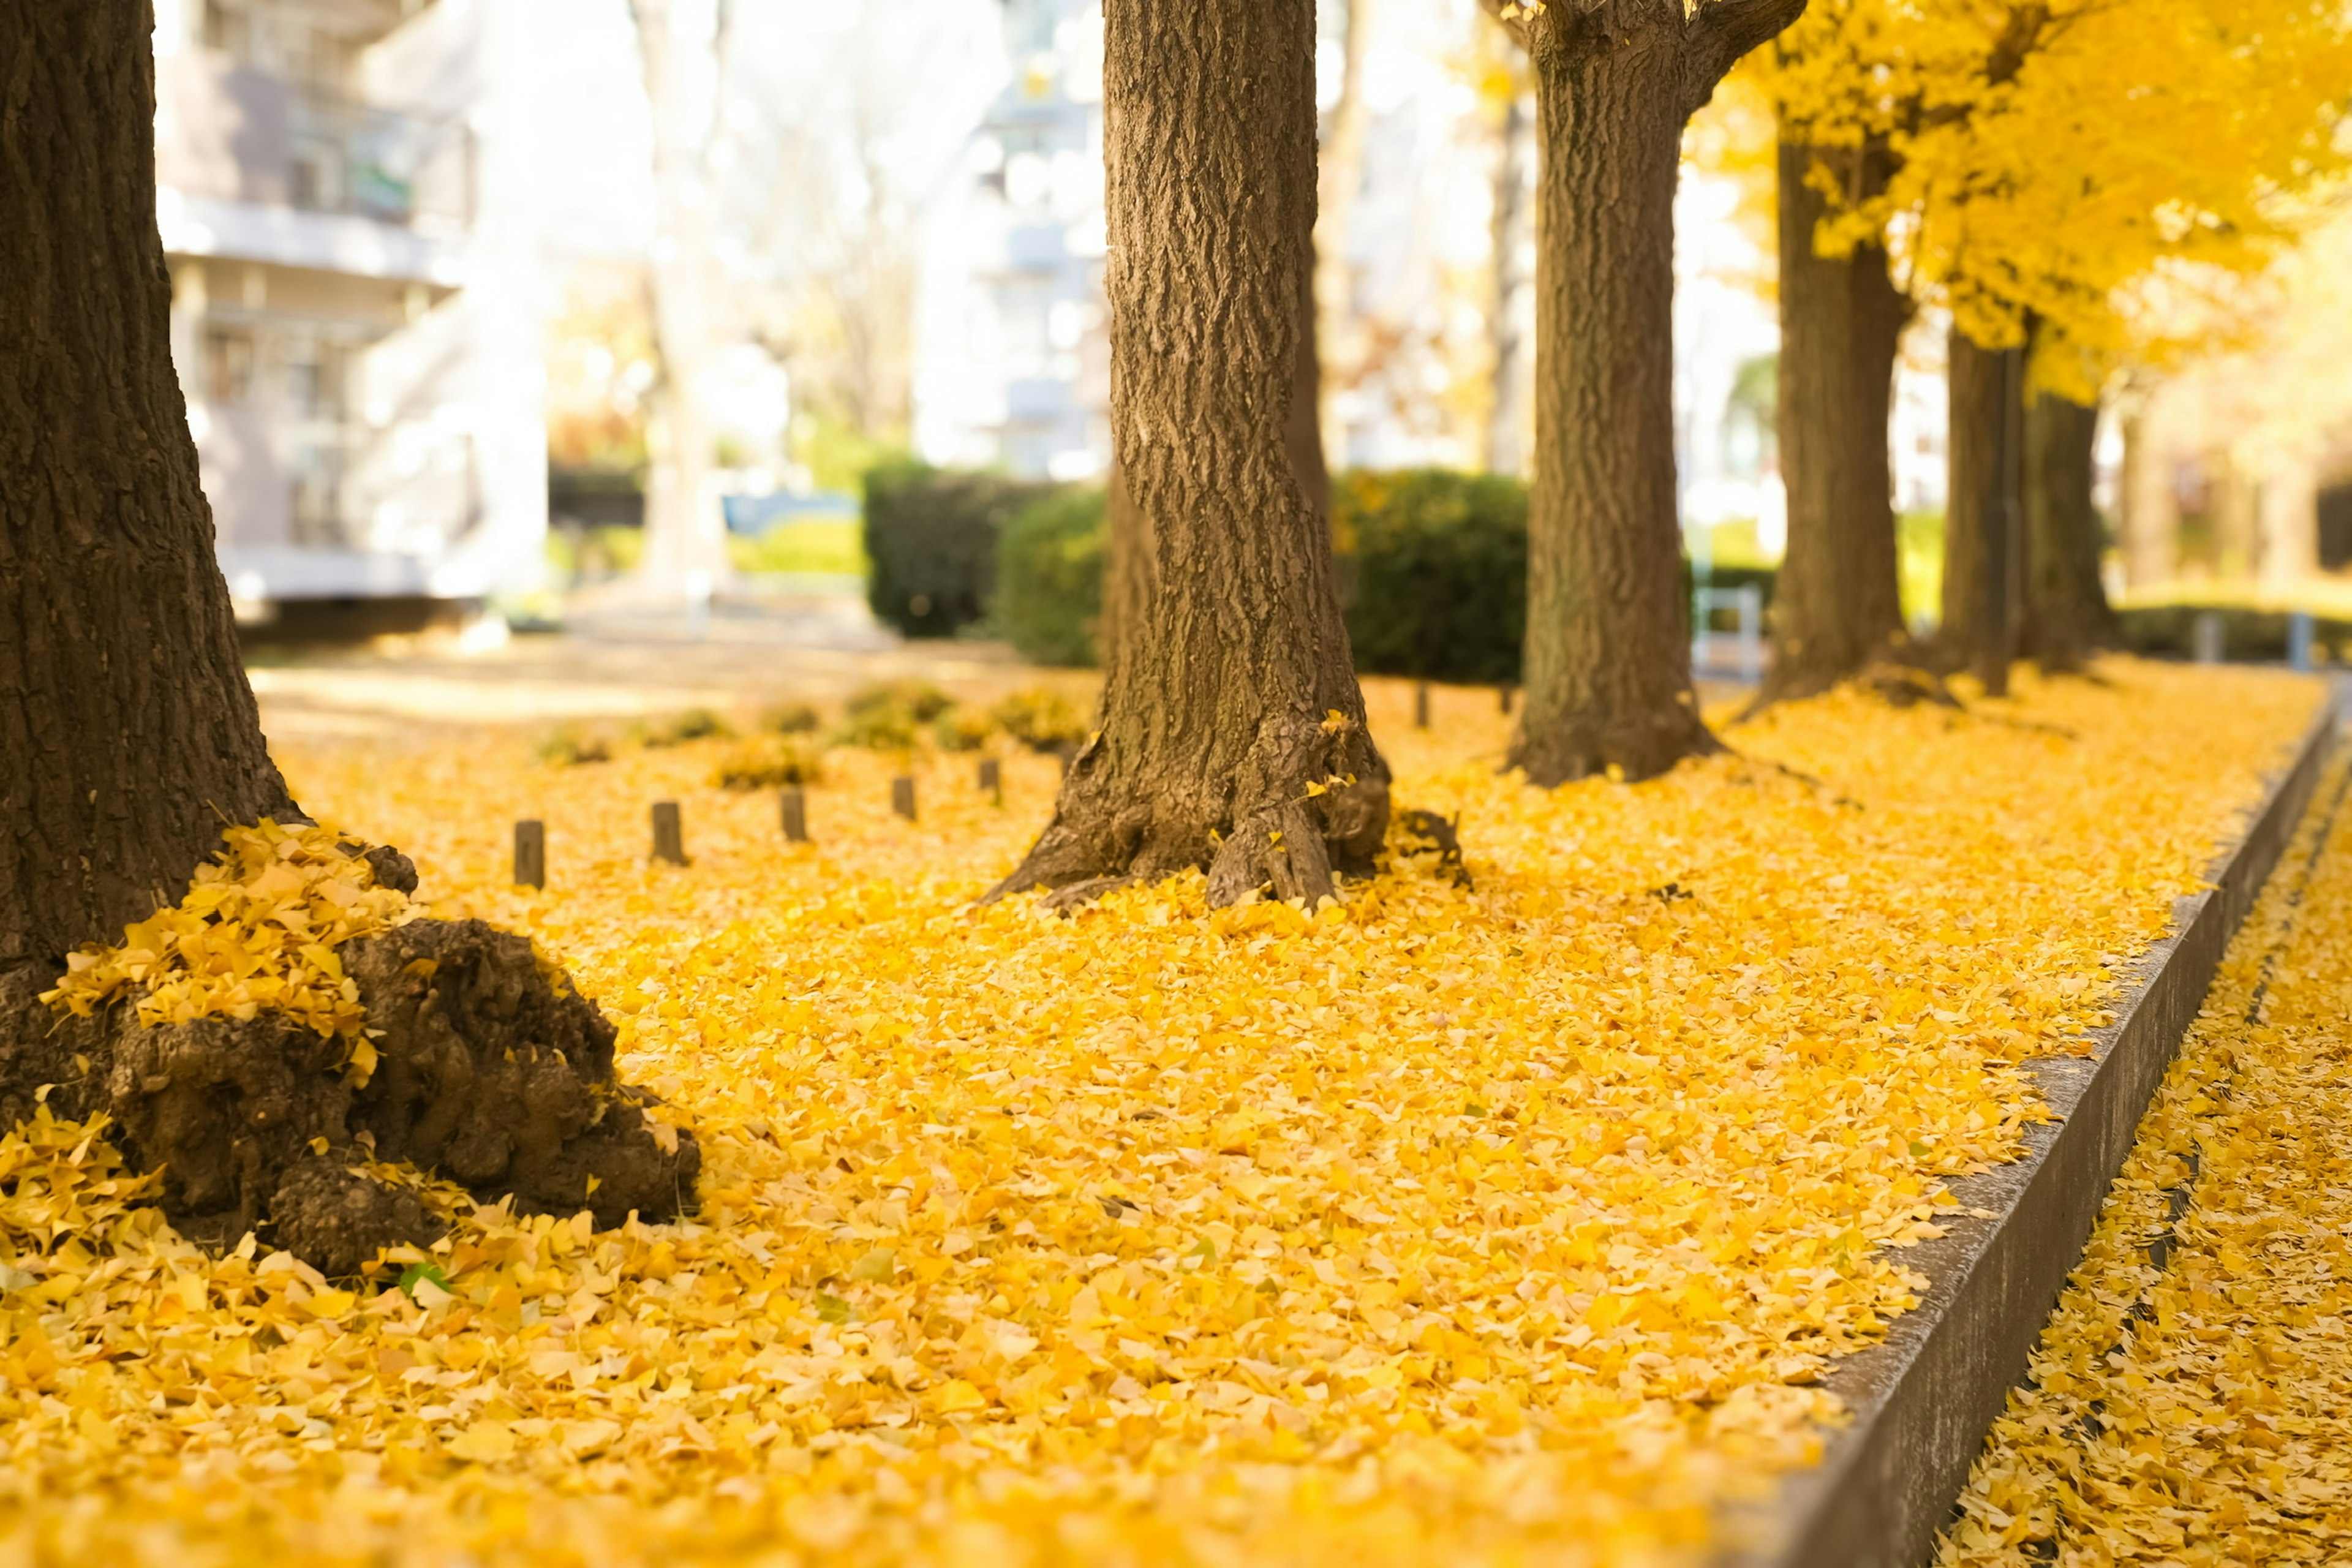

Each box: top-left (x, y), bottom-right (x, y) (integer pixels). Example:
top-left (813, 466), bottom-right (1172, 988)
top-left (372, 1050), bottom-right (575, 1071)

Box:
top-left (1714, 690), bottom-right (2339, 1568)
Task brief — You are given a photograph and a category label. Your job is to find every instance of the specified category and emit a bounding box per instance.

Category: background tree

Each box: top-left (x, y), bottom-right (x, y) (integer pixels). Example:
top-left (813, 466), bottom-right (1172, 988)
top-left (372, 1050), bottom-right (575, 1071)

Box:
top-left (1, 0), bottom-right (694, 1270)
top-left (989, 0), bottom-right (1387, 910)
top-left (626, 0), bottom-right (733, 593)
top-left (1484, 0), bottom-right (1808, 785)
top-left (1773, 0), bottom-right (2352, 682)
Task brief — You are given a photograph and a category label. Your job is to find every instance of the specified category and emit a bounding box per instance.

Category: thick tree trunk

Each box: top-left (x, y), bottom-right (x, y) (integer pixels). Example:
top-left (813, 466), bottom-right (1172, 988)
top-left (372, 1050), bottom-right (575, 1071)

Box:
top-left (1757, 136), bottom-right (1909, 703)
top-left (2119, 404), bottom-right (2177, 588)
top-left (2019, 366), bottom-right (2116, 670)
top-left (1940, 329), bottom-right (2022, 693)
top-left (990, 0), bottom-right (1387, 910)
top-left (0, 1), bottom-right (695, 1270)
top-left (1510, 0), bottom-right (1804, 783)
top-left (0, 3), bottom-right (296, 979)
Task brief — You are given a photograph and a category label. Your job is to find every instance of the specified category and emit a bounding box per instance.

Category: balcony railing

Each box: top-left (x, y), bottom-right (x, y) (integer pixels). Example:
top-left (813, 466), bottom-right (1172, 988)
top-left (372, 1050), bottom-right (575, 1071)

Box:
top-left (157, 53), bottom-right (473, 231)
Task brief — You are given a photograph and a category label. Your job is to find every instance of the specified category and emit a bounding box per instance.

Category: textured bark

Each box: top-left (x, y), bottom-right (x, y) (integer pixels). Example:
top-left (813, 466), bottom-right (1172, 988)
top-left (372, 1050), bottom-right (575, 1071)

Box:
top-left (2019, 372), bottom-right (2116, 671)
top-left (2118, 405), bottom-right (2176, 588)
top-left (0, 2), bottom-right (696, 1270)
top-left (0, 2), bottom-right (297, 976)
top-left (1940, 329), bottom-right (2022, 692)
top-left (1758, 137), bottom-right (1910, 704)
top-left (1506, 0), bottom-right (1806, 784)
top-left (990, 0), bottom-right (1387, 910)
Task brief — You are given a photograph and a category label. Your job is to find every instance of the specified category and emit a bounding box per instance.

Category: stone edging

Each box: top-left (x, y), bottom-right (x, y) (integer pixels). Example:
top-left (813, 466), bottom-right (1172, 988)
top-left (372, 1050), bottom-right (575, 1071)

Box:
top-left (1714, 688), bottom-right (2340, 1568)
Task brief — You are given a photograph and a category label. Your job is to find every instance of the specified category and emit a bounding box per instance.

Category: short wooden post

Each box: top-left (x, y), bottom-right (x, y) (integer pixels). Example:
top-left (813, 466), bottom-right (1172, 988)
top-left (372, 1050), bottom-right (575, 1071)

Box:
top-left (650, 801), bottom-right (687, 864)
top-left (891, 775), bottom-right (916, 821)
top-left (513, 820), bottom-right (545, 888)
top-left (978, 757), bottom-right (1001, 805)
top-left (1414, 682), bottom-right (1430, 729)
top-left (1498, 683), bottom-right (1515, 715)
top-left (780, 786), bottom-right (808, 843)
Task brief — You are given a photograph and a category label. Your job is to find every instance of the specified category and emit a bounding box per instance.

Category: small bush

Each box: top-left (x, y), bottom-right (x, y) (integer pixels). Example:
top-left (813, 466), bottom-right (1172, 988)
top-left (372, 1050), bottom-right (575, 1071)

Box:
top-left (863, 461), bottom-right (1052, 638)
top-left (759, 701), bottom-right (822, 735)
top-left (932, 711), bottom-right (995, 753)
top-left (537, 724), bottom-right (611, 766)
top-left (834, 679), bottom-right (955, 752)
top-left (997, 487), bottom-right (1107, 666)
top-left (990, 688), bottom-right (1090, 754)
top-left (637, 707), bottom-right (733, 748)
top-left (712, 737), bottom-right (824, 790)
top-left (1336, 470), bottom-right (1527, 684)
top-left (2117, 605), bottom-right (2352, 662)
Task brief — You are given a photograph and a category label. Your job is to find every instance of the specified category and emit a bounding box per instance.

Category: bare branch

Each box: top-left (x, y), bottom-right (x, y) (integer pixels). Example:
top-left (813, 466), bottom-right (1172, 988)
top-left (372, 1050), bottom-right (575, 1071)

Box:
top-left (1476, 0), bottom-right (1532, 52)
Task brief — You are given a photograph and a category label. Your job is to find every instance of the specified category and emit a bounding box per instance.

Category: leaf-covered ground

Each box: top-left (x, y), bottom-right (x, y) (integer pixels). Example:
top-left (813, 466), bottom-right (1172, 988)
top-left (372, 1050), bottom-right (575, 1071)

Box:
top-left (1939, 718), bottom-right (2352, 1567)
top-left (0, 663), bottom-right (2321, 1566)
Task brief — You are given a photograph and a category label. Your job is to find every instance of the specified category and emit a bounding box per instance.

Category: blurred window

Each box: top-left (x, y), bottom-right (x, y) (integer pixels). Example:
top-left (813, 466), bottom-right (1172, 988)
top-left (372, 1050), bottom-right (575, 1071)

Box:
top-left (205, 325), bottom-right (256, 404)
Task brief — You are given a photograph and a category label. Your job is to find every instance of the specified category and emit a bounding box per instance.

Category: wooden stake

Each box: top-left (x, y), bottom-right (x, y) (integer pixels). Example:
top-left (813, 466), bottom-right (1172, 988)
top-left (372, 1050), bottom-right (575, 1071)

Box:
top-left (1498, 683), bottom-right (1514, 715)
top-left (891, 775), bottom-right (916, 821)
top-left (780, 786), bottom-right (808, 843)
top-left (978, 757), bottom-right (1001, 805)
top-left (1414, 682), bottom-right (1430, 728)
top-left (513, 820), bottom-right (545, 888)
top-left (650, 801), bottom-right (687, 864)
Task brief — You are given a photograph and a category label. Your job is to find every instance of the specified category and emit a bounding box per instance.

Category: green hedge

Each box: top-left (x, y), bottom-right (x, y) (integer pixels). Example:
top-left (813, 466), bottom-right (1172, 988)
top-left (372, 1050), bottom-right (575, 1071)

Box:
top-left (862, 461), bottom-right (1050, 638)
top-left (1335, 470), bottom-right (1528, 684)
top-left (996, 486), bottom-right (1107, 666)
top-left (888, 462), bottom-right (1787, 680)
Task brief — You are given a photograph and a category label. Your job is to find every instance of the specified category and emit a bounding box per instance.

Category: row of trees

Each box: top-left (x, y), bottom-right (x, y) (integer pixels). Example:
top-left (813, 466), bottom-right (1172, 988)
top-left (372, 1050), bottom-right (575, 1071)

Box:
top-left (997, 0), bottom-right (2352, 902)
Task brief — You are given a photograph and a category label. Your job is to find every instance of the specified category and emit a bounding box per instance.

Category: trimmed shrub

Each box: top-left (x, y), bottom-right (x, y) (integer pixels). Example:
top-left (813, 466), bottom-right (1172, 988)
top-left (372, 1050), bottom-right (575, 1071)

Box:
top-left (1336, 470), bottom-right (1528, 684)
top-left (712, 737), bottom-right (824, 790)
top-left (991, 688), bottom-right (1090, 753)
top-left (996, 486), bottom-right (1107, 666)
top-left (863, 461), bottom-right (1050, 638)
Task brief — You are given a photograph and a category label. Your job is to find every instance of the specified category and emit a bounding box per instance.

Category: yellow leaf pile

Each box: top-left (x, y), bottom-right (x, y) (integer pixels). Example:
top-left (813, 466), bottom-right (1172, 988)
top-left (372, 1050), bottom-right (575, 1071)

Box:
top-left (1940, 742), bottom-right (2352, 1566)
top-left (0, 660), bottom-right (2320, 1566)
top-left (40, 819), bottom-right (413, 1042)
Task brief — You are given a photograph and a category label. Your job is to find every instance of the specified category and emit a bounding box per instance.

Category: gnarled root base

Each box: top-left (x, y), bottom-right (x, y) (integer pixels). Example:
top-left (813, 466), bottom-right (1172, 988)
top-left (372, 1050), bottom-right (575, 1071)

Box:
top-left (985, 717), bottom-right (1391, 911)
top-left (1507, 706), bottom-right (1721, 788)
top-left (0, 913), bottom-right (698, 1276)
top-left (1740, 647), bottom-right (1958, 722)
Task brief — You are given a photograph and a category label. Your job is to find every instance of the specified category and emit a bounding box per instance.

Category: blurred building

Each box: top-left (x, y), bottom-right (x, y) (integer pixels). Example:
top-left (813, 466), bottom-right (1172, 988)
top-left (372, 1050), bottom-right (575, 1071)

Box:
top-left (154, 0), bottom-right (547, 631)
top-left (911, 0), bottom-right (1110, 481)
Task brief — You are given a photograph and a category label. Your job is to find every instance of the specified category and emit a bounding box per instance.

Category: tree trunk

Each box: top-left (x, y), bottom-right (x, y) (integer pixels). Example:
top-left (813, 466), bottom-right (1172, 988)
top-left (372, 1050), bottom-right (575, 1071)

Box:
top-left (0, 1), bottom-right (695, 1270)
top-left (629, 0), bottom-right (730, 594)
top-left (2118, 401), bottom-right (2176, 589)
top-left (989, 0), bottom-right (1388, 910)
top-left (1757, 135), bottom-right (1909, 703)
top-left (2019, 358), bottom-right (2115, 670)
top-left (1940, 328), bottom-right (2022, 693)
top-left (0, 2), bottom-right (296, 980)
top-left (1487, 87), bottom-right (1537, 477)
top-left (1509, 0), bottom-right (1804, 783)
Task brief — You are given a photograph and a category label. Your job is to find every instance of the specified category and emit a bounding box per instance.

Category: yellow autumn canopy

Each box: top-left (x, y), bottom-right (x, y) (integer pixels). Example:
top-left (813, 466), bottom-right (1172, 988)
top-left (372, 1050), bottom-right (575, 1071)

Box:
top-left (1754, 0), bottom-right (2352, 393)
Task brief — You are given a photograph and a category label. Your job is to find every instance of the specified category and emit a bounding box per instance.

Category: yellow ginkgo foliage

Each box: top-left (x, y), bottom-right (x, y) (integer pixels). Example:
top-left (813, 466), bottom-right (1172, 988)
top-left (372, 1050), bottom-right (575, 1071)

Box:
top-left (42, 819), bottom-right (412, 1044)
top-left (1758, 0), bottom-right (2352, 392)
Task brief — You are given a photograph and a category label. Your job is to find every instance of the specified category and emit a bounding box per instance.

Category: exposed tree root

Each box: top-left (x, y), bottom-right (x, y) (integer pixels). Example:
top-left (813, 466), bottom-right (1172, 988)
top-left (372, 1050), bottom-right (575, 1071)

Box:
top-left (1737, 649), bottom-right (1958, 725)
top-left (984, 713), bottom-right (1390, 912)
top-left (0, 858), bottom-right (699, 1276)
top-left (1506, 707), bottom-right (1723, 788)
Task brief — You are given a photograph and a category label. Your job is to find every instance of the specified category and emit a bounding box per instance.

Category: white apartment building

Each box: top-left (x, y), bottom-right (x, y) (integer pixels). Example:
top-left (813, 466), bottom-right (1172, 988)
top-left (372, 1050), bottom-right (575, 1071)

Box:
top-left (154, 0), bottom-right (546, 625)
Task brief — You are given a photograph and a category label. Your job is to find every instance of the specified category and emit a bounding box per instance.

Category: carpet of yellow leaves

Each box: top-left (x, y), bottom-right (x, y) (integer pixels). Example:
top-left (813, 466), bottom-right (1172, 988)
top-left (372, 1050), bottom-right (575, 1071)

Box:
top-left (0, 662), bottom-right (2321, 1567)
top-left (1939, 728), bottom-right (2352, 1567)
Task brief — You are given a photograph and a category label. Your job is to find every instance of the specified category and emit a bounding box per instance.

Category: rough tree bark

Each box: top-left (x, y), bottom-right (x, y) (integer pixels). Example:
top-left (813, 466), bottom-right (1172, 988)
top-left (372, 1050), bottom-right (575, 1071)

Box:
top-left (1755, 135), bottom-right (1912, 704)
top-left (988, 0), bottom-right (1387, 910)
top-left (1939, 328), bottom-right (2023, 692)
top-left (0, 1), bottom-right (696, 1273)
top-left (1495, 0), bottom-right (1807, 785)
top-left (2019, 368), bottom-right (2116, 671)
